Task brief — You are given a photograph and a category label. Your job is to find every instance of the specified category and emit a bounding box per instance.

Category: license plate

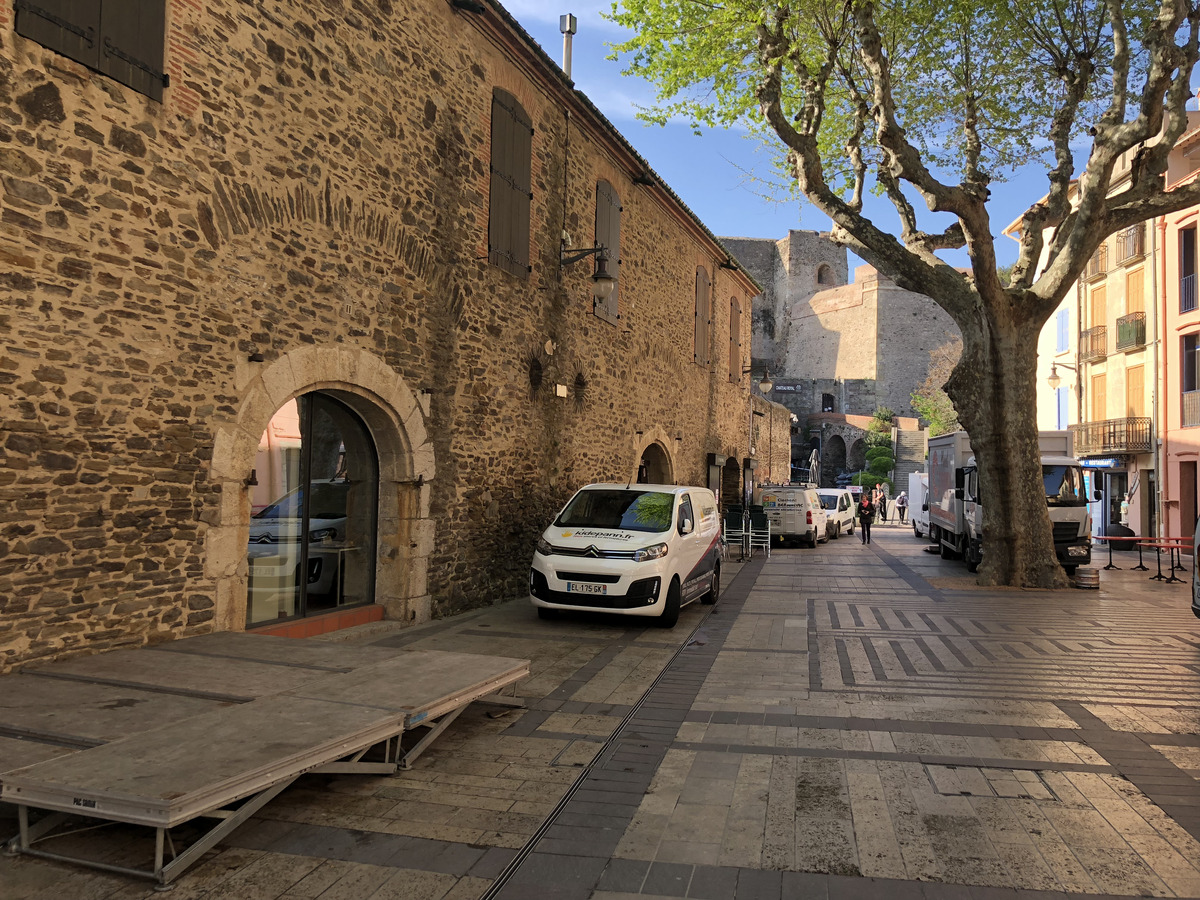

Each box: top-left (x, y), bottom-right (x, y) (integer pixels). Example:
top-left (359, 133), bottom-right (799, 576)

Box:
top-left (566, 582), bottom-right (607, 595)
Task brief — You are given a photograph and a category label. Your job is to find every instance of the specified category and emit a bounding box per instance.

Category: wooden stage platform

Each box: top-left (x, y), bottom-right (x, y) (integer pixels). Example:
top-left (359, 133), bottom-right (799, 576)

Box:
top-left (0, 632), bottom-right (529, 886)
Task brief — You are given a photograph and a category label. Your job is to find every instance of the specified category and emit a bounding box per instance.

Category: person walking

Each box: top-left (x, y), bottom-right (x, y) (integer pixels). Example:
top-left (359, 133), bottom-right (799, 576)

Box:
top-left (896, 490), bottom-right (909, 524)
top-left (858, 493), bottom-right (876, 545)
top-left (875, 486), bottom-right (889, 524)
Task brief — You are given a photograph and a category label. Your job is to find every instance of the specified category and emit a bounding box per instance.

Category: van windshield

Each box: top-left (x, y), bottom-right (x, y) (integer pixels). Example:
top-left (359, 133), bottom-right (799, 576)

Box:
top-left (1043, 465), bottom-right (1088, 507)
top-left (555, 489), bottom-right (675, 533)
top-left (817, 494), bottom-right (839, 510)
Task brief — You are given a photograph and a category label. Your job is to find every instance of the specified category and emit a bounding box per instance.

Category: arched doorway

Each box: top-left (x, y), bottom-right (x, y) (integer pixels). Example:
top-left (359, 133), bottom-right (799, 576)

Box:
top-left (823, 435), bottom-right (847, 487)
top-left (638, 442), bottom-right (672, 484)
top-left (245, 392), bottom-right (379, 627)
top-left (848, 438), bottom-right (867, 473)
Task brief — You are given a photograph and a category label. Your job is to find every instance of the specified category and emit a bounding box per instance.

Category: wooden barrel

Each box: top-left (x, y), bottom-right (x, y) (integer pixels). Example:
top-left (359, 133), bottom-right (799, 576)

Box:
top-left (1073, 568), bottom-right (1100, 589)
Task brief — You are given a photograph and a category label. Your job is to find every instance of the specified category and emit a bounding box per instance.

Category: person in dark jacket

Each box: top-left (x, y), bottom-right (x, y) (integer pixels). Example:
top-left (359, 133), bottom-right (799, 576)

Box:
top-left (858, 494), bottom-right (876, 545)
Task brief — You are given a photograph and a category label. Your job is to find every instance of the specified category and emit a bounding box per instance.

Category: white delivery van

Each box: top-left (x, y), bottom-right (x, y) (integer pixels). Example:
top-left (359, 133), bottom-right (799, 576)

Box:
top-left (761, 484), bottom-right (828, 547)
top-left (529, 483), bottom-right (721, 628)
top-left (908, 472), bottom-right (929, 539)
top-left (816, 488), bottom-right (855, 538)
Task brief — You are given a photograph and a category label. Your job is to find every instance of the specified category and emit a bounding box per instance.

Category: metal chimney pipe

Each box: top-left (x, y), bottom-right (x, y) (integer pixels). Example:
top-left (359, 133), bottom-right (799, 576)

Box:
top-left (560, 14), bottom-right (578, 80)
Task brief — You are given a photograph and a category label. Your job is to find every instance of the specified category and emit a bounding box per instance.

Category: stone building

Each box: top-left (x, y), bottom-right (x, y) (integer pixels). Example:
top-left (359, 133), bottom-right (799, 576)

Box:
top-left (723, 231), bottom-right (961, 422)
top-left (0, 0), bottom-right (787, 671)
top-left (723, 231), bottom-right (961, 481)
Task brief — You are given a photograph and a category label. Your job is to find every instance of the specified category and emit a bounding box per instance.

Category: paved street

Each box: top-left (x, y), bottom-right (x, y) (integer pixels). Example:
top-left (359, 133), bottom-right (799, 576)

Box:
top-left (6, 524), bottom-right (1200, 899)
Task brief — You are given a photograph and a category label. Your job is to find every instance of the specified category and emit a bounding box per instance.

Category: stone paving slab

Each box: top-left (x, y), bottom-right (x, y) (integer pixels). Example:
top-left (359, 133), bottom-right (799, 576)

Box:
top-left (7, 527), bottom-right (1200, 898)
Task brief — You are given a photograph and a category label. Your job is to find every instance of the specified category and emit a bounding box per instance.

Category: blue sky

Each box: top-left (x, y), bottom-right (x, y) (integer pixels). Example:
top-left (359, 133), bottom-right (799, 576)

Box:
top-left (504, 2), bottom-right (1050, 270)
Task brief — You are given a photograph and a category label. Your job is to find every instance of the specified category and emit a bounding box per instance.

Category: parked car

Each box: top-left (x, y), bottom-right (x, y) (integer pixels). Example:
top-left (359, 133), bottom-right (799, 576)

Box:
top-left (761, 484), bottom-right (828, 547)
top-left (247, 479), bottom-right (351, 606)
top-left (529, 483), bottom-right (721, 628)
top-left (816, 488), bottom-right (855, 538)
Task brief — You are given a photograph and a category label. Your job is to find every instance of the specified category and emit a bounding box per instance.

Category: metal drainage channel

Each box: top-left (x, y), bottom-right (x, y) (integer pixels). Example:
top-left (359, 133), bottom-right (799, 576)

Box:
top-left (478, 606), bottom-right (719, 899)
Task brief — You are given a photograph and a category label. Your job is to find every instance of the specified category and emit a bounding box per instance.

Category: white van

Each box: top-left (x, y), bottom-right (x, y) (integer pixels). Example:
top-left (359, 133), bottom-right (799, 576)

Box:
top-left (529, 483), bottom-right (721, 628)
top-left (816, 488), bottom-right (855, 538)
top-left (761, 484), bottom-right (828, 547)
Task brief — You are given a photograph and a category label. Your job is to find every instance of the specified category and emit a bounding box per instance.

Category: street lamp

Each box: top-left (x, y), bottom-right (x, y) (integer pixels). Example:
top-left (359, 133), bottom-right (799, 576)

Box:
top-left (1047, 362), bottom-right (1076, 390)
top-left (560, 242), bottom-right (616, 301)
top-left (742, 367), bottom-right (773, 394)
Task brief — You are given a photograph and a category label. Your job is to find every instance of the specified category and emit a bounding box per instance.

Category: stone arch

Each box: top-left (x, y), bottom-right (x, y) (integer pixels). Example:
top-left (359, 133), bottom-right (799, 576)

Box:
top-left (822, 434), bottom-right (847, 487)
top-left (631, 425), bottom-right (676, 484)
top-left (817, 264), bottom-right (837, 286)
top-left (848, 438), bottom-right (867, 472)
top-left (207, 346), bottom-right (435, 633)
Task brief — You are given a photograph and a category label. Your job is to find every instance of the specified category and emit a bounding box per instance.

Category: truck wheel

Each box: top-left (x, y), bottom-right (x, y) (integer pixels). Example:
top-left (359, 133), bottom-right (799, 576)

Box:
top-left (656, 579), bottom-right (681, 628)
top-left (1064, 565), bottom-right (1077, 577)
top-left (966, 545), bottom-right (980, 573)
top-left (701, 564), bottom-right (720, 605)
top-left (940, 538), bottom-right (954, 560)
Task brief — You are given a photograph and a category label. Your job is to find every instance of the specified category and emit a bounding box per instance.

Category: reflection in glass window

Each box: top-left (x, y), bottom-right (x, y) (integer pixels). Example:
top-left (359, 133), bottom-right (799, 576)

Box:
top-left (246, 393), bottom-right (377, 626)
top-left (556, 489), bottom-right (675, 533)
top-left (1043, 464), bottom-right (1087, 507)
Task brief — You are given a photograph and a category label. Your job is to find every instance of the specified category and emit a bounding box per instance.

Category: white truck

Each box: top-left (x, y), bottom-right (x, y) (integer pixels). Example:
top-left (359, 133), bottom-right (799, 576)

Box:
top-left (926, 430), bottom-right (1093, 574)
top-left (908, 471), bottom-right (929, 538)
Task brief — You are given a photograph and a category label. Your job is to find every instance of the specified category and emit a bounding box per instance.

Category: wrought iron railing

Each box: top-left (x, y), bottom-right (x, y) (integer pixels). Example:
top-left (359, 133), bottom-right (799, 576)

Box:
top-left (1079, 325), bottom-right (1108, 363)
top-left (1183, 273), bottom-right (1198, 313)
top-left (1070, 418), bottom-right (1153, 454)
top-left (1185, 391), bottom-right (1200, 427)
top-left (1115, 223), bottom-right (1145, 263)
top-left (1085, 244), bottom-right (1108, 280)
top-left (1115, 311), bottom-right (1146, 351)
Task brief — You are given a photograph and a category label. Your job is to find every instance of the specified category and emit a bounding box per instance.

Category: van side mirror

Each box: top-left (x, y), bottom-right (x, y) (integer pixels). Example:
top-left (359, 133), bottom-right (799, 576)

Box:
top-left (680, 518), bottom-right (694, 535)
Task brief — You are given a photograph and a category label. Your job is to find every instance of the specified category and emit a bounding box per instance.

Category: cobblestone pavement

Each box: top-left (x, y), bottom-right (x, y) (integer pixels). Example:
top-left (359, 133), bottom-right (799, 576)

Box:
top-left (5, 524), bottom-right (1200, 899)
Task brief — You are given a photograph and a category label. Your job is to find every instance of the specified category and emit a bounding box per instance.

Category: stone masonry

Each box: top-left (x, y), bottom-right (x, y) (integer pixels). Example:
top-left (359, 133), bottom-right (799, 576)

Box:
top-left (0, 0), bottom-right (789, 671)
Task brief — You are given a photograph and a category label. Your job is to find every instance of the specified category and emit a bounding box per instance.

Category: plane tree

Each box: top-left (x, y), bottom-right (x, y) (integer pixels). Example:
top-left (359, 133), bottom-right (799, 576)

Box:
top-left (609, 0), bottom-right (1200, 586)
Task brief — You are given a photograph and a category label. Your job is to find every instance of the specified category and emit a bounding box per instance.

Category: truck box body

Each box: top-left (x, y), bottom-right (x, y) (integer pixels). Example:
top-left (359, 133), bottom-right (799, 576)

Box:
top-left (927, 431), bottom-right (973, 537)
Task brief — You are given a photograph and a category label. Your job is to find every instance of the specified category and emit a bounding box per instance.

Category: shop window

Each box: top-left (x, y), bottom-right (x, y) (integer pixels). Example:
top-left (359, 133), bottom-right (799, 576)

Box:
top-left (594, 180), bottom-right (620, 323)
top-left (246, 393), bottom-right (378, 627)
top-left (694, 266), bottom-right (711, 367)
top-left (16, 0), bottom-right (168, 101)
top-left (488, 89), bottom-right (532, 278)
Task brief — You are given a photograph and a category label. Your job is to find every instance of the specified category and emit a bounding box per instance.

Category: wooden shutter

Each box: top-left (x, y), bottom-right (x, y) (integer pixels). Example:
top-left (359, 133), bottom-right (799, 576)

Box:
top-left (1126, 268), bottom-right (1144, 314)
top-left (729, 298), bottom-right (740, 382)
top-left (488, 90), bottom-right (532, 278)
top-left (15, 0), bottom-right (101, 71)
top-left (1126, 366), bottom-right (1145, 417)
top-left (100, 0), bottom-right (167, 102)
top-left (594, 180), bottom-right (620, 322)
top-left (694, 267), bottom-right (711, 367)
top-left (1090, 285), bottom-right (1107, 327)
top-left (1091, 373), bottom-right (1107, 422)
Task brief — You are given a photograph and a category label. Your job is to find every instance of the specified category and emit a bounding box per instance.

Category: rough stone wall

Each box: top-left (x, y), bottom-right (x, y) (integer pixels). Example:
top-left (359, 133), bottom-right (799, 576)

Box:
top-left (875, 280), bottom-right (961, 418)
top-left (0, 0), bottom-right (765, 670)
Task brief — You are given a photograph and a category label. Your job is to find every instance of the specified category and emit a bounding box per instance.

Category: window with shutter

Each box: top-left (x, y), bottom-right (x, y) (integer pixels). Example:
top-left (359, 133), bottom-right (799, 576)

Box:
top-left (488, 89), bottom-right (532, 279)
top-left (1056, 308), bottom-right (1069, 353)
top-left (593, 180), bottom-right (620, 324)
top-left (694, 267), bottom-right (711, 367)
top-left (728, 297), bottom-right (740, 383)
top-left (15, 0), bottom-right (167, 102)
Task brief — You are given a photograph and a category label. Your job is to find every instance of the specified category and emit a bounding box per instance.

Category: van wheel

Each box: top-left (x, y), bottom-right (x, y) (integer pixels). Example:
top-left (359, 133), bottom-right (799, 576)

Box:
top-left (847, 520), bottom-right (854, 535)
top-left (657, 579), bottom-right (681, 627)
top-left (831, 522), bottom-right (840, 540)
top-left (701, 564), bottom-right (720, 605)
top-left (913, 522), bottom-right (922, 538)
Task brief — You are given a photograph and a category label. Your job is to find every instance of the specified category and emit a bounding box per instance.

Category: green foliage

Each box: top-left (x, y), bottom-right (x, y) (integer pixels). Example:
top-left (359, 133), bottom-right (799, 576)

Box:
top-left (852, 473), bottom-right (893, 494)
top-left (865, 447), bottom-right (894, 463)
top-left (912, 335), bottom-right (961, 437)
top-left (868, 456), bottom-right (894, 476)
top-left (865, 432), bottom-right (893, 450)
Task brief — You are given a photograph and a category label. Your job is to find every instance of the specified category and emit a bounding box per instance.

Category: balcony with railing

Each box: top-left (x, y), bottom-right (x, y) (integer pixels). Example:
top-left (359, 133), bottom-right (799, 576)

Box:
top-left (1115, 223), bottom-right (1145, 263)
top-left (1184, 273), bottom-right (1198, 313)
top-left (1085, 244), bottom-right (1108, 280)
top-left (1079, 325), bottom-right (1107, 363)
top-left (1070, 418), bottom-right (1153, 455)
top-left (1115, 311), bottom-right (1146, 351)
top-left (1186, 391), bottom-right (1200, 427)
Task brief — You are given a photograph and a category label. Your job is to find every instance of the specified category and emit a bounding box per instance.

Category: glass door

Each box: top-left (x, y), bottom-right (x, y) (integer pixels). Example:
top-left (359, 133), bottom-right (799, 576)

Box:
top-left (247, 393), bottom-right (377, 626)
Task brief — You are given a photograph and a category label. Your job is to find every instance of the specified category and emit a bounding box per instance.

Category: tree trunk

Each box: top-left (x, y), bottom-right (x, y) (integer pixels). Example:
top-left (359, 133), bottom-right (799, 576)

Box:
top-left (946, 319), bottom-right (1071, 589)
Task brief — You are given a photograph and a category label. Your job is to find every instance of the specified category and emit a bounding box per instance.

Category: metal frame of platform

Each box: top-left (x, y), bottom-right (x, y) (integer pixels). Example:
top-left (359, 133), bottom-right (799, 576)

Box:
top-left (1, 634), bottom-right (528, 886)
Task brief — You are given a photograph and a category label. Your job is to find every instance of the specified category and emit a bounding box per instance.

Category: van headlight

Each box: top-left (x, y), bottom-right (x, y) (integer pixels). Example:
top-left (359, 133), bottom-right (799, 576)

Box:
top-left (536, 536), bottom-right (553, 556)
top-left (634, 543), bottom-right (668, 562)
